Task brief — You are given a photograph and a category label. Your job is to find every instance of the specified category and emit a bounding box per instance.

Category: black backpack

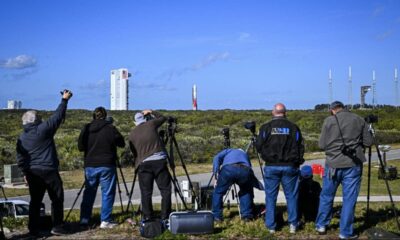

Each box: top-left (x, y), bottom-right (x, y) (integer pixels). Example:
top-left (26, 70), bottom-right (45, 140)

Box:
top-left (139, 218), bottom-right (165, 238)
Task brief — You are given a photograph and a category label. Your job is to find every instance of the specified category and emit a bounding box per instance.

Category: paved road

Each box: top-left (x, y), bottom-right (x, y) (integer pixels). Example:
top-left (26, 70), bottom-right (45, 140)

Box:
top-left (7, 148), bottom-right (400, 212)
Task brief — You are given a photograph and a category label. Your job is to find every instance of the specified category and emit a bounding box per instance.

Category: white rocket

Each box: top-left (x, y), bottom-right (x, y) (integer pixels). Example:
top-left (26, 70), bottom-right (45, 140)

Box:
top-left (192, 84), bottom-right (198, 110)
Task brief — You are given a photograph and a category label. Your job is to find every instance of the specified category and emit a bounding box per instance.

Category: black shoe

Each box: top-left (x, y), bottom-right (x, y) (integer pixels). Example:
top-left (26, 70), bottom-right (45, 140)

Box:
top-left (51, 225), bottom-right (69, 236)
top-left (214, 217), bottom-right (223, 223)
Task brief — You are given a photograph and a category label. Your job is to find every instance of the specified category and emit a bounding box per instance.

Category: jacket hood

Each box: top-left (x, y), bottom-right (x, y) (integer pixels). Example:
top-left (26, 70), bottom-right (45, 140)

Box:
top-left (89, 119), bottom-right (109, 133)
top-left (23, 123), bottom-right (38, 132)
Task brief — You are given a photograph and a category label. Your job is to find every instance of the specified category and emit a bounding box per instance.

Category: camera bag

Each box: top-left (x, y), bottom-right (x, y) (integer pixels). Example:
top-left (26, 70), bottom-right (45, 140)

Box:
top-left (378, 166), bottom-right (398, 180)
top-left (139, 218), bottom-right (165, 238)
top-left (169, 211), bottom-right (214, 234)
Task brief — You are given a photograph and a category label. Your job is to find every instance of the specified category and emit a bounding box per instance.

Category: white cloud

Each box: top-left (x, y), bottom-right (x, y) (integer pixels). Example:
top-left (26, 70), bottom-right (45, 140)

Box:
top-left (132, 83), bottom-right (176, 91)
top-left (372, 6), bottom-right (385, 17)
top-left (0, 55), bottom-right (37, 69)
top-left (159, 51), bottom-right (231, 81)
top-left (238, 32), bottom-right (251, 41)
top-left (376, 29), bottom-right (394, 41)
top-left (81, 79), bottom-right (107, 89)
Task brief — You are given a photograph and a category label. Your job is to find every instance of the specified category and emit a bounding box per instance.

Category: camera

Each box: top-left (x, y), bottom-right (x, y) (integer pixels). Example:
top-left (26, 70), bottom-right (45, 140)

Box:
top-left (365, 114), bottom-right (378, 124)
top-left (221, 127), bottom-right (230, 139)
top-left (144, 113), bottom-right (154, 121)
top-left (221, 127), bottom-right (230, 148)
top-left (340, 145), bottom-right (362, 164)
top-left (168, 116), bottom-right (177, 124)
top-left (105, 116), bottom-right (114, 124)
top-left (244, 121), bottom-right (256, 134)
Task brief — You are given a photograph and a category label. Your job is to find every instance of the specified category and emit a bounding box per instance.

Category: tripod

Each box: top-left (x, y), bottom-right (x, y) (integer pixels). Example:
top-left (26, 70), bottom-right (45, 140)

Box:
top-left (365, 122), bottom-right (400, 231)
top-left (0, 182), bottom-right (7, 239)
top-left (65, 162), bottom-right (129, 222)
top-left (244, 122), bottom-right (265, 180)
top-left (125, 167), bottom-right (140, 216)
top-left (164, 118), bottom-right (200, 210)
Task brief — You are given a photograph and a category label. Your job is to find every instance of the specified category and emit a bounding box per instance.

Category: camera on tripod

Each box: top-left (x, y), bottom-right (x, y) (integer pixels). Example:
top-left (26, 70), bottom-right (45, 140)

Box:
top-left (221, 128), bottom-right (230, 139)
top-left (365, 114), bottom-right (378, 124)
top-left (168, 116), bottom-right (177, 124)
top-left (221, 128), bottom-right (230, 148)
top-left (244, 121), bottom-right (256, 135)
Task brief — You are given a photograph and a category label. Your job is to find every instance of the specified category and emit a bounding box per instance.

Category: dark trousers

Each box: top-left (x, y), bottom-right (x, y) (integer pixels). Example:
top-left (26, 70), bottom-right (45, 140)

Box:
top-left (138, 159), bottom-right (171, 220)
top-left (26, 168), bottom-right (64, 233)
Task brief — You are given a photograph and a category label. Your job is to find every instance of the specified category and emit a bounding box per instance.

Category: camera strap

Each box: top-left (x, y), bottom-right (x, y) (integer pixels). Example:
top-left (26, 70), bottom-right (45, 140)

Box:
top-left (334, 115), bottom-right (346, 146)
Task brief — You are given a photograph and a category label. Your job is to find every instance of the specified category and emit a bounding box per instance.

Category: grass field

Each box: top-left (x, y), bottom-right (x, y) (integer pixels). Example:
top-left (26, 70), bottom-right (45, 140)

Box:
top-left (3, 159), bottom-right (400, 198)
top-left (4, 202), bottom-right (400, 239)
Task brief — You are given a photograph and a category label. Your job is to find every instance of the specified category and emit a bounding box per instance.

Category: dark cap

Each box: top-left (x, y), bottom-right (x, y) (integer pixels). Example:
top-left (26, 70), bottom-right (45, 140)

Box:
top-left (330, 101), bottom-right (344, 110)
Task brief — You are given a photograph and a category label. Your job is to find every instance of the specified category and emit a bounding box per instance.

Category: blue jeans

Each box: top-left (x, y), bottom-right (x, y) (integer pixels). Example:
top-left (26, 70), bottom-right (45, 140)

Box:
top-left (316, 165), bottom-right (362, 237)
top-left (80, 167), bottom-right (116, 222)
top-left (212, 164), bottom-right (254, 220)
top-left (263, 166), bottom-right (299, 230)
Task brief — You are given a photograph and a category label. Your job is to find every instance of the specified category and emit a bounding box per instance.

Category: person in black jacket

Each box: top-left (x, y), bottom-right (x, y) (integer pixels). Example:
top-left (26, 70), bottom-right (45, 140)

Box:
top-left (255, 103), bottom-right (304, 234)
top-left (16, 90), bottom-right (73, 236)
top-left (78, 107), bottom-right (125, 229)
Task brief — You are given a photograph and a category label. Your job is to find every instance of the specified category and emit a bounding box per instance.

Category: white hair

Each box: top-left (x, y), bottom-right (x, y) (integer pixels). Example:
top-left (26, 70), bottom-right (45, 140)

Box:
top-left (22, 110), bottom-right (38, 125)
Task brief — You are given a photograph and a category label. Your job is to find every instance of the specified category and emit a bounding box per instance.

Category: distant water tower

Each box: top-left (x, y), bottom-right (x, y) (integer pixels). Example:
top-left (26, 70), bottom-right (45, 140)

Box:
top-left (192, 84), bottom-right (198, 111)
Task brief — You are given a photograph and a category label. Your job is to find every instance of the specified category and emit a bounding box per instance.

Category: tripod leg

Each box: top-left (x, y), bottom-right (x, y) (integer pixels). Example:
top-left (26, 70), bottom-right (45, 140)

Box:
top-left (65, 182), bottom-right (85, 222)
top-left (232, 184), bottom-right (241, 219)
top-left (126, 169), bottom-right (138, 214)
top-left (0, 186), bottom-right (7, 201)
top-left (172, 137), bottom-right (201, 207)
top-left (370, 127), bottom-right (400, 231)
top-left (366, 147), bottom-right (372, 223)
top-left (116, 162), bottom-right (135, 211)
top-left (115, 174), bottom-right (124, 212)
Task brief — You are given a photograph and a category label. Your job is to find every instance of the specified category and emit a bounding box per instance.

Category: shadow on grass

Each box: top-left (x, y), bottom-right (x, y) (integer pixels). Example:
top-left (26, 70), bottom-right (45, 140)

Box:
top-left (356, 205), bottom-right (400, 234)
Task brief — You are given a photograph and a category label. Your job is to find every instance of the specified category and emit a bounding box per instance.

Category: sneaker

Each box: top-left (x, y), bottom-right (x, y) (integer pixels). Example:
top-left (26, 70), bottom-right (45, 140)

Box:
top-left (51, 225), bottom-right (68, 236)
top-left (162, 219), bottom-right (170, 230)
top-left (339, 234), bottom-right (358, 239)
top-left (100, 221), bottom-right (118, 229)
top-left (214, 217), bottom-right (223, 223)
top-left (315, 226), bottom-right (326, 235)
top-left (290, 224), bottom-right (297, 234)
top-left (269, 229), bottom-right (276, 234)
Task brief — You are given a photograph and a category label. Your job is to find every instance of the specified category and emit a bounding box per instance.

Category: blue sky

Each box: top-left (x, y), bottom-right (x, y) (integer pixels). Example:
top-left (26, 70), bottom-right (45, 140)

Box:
top-left (1, 0), bottom-right (399, 110)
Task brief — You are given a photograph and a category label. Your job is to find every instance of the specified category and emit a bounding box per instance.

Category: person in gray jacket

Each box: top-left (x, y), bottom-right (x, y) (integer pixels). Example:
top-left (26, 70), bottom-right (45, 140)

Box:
top-left (315, 101), bottom-right (372, 239)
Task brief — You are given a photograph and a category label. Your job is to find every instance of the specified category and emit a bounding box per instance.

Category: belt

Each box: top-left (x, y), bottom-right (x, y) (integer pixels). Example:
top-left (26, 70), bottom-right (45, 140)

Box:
top-left (231, 163), bottom-right (249, 169)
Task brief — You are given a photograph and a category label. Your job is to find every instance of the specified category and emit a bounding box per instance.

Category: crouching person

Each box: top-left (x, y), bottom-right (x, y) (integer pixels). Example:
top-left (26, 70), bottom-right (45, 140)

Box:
top-left (78, 107), bottom-right (125, 228)
top-left (212, 148), bottom-right (262, 222)
top-left (298, 165), bottom-right (321, 223)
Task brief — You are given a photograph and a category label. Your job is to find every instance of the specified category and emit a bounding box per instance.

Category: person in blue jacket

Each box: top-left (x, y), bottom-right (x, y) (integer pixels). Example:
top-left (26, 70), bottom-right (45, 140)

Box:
top-left (16, 90), bottom-right (73, 237)
top-left (212, 148), bottom-right (262, 222)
